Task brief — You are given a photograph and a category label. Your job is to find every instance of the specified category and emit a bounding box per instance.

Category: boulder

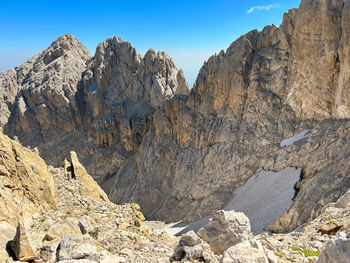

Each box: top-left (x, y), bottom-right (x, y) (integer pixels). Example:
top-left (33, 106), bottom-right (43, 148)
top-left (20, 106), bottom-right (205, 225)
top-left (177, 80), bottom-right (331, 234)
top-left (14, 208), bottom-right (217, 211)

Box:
top-left (317, 232), bottom-right (350, 263)
top-left (69, 151), bottom-right (109, 201)
top-left (57, 234), bottom-right (100, 262)
top-left (0, 221), bottom-right (16, 262)
top-left (78, 216), bottom-right (98, 238)
top-left (198, 210), bottom-right (253, 254)
top-left (220, 239), bottom-right (268, 263)
top-left (172, 230), bottom-right (218, 262)
top-left (44, 217), bottom-right (81, 242)
top-left (10, 223), bottom-right (36, 261)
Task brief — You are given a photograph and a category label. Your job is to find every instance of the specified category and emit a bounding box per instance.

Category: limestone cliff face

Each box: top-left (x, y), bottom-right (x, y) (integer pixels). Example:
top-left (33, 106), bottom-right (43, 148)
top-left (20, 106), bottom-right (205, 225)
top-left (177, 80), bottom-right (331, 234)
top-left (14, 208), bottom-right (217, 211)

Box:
top-left (1, 34), bottom-right (89, 131)
top-left (79, 37), bottom-right (189, 183)
top-left (0, 131), bottom-right (56, 228)
top-left (1, 34), bottom-right (189, 194)
top-left (109, 11), bottom-right (299, 222)
top-left (110, 0), bottom-right (350, 231)
top-left (1, 0), bottom-right (350, 235)
top-left (286, 0), bottom-right (350, 119)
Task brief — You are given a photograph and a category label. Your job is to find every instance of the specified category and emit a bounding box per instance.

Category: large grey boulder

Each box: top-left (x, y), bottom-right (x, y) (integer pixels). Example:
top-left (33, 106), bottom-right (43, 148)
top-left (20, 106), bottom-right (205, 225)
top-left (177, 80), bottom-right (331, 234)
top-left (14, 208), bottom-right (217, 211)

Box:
top-left (197, 210), bottom-right (253, 254)
top-left (317, 232), bottom-right (350, 263)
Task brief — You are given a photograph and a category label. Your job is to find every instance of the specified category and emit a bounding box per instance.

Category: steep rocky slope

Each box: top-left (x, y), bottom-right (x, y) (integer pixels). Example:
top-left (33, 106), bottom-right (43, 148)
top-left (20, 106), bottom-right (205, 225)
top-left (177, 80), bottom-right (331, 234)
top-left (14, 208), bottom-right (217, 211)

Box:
top-left (1, 0), bottom-right (350, 236)
top-left (0, 130), bottom-right (174, 262)
top-left (1, 129), bottom-right (349, 263)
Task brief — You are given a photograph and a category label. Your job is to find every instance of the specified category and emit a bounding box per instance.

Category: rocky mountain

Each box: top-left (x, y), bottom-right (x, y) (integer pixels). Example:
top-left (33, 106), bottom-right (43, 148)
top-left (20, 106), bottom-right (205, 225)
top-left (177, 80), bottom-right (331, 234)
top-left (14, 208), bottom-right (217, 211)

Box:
top-left (110, 0), bottom-right (350, 232)
top-left (0, 34), bottom-right (189, 194)
top-left (1, 0), bottom-right (350, 241)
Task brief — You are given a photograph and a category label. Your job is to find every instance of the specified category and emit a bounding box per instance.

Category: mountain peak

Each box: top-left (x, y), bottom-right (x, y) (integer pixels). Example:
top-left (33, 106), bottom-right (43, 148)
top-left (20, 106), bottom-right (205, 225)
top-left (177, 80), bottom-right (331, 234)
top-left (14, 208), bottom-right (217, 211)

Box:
top-left (44, 33), bottom-right (90, 64)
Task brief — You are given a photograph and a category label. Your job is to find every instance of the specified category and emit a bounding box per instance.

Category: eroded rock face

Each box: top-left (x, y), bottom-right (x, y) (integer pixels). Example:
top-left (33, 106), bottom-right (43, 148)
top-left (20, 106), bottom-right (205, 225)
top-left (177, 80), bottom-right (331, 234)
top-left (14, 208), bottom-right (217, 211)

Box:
top-left (108, 4), bottom-right (300, 223)
top-left (0, 34), bottom-right (89, 128)
top-left (110, 0), bottom-right (350, 233)
top-left (286, 0), bottom-right (350, 119)
top-left (78, 37), bottom-right (189, 190)
top-left (2, 34), bottom-right (89, 136)
top-left (0, 131), bottom-right (56, 227)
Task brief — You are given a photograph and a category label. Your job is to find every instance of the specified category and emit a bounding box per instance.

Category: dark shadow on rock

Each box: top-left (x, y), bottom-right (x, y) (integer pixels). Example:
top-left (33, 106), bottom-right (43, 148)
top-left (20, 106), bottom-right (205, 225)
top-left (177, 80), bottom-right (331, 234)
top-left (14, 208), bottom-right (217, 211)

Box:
top-left (6, 240), bottom-right (16, 261)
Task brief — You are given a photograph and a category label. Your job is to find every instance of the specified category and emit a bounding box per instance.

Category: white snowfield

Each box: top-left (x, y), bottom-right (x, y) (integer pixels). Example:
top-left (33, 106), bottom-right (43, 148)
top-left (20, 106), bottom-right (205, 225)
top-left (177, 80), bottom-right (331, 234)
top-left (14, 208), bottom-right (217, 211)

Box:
top-left (224, 167), bottom-right (301, 234)
top-left (165, 167), bottom-right (301, 236)
top-left (280, 129), bottom-right (311, 147)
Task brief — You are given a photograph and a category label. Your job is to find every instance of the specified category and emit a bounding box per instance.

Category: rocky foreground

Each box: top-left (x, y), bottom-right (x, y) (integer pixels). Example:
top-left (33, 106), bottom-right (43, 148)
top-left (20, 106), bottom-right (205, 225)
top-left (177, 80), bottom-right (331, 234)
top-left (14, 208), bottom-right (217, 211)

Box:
top-left (0, 130), bottom-right (173, 262)
top-left (0, 129), bottom-right (349, 262)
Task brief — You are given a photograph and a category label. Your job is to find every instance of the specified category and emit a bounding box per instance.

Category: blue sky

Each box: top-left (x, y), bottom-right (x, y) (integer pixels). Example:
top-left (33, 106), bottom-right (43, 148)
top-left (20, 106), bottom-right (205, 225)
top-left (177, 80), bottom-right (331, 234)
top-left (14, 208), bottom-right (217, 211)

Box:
top-left (0, 0), bottom-right (301, 86)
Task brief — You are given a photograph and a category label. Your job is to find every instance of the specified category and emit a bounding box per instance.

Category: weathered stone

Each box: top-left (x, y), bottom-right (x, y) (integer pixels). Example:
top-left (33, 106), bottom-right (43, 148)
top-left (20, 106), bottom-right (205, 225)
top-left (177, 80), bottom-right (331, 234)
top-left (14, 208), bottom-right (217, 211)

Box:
top-left (220, 239), bottom-right (269, 263)
top-left (57, 234), bottom-right (99, 261)
top-left (70, 151), bottom-right (109, 201)
top-left (319, 219), bottom-right (343, 236)
top-left (2, 0), bottom-right (350, 240)
top-left (0, 131), bottom-right (56, 227)
top-left (0, 221), bottom-right (16, 263)
top-left (44, 218), bottom-right (81, 242)
top-left (198, 210), bottom-right (253, 254)
top-left (0, 130), bottom-right (175, 263)
top-left (78, 216), bottom-right (98, 238)
top-left (11, 223), bottom-right (36, 261)
top-left (172, 230), bottom-right (218, 262)
top-left (179, 230), bottom-right (203, 247)
top-left (39, 245), bottom-right (55, 262)
top-left (317, 232), bottom-right (350, 263)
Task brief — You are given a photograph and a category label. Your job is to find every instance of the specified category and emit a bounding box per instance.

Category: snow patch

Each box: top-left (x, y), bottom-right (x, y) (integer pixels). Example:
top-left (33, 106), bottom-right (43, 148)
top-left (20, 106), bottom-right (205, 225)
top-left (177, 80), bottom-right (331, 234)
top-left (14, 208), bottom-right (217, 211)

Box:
top-left (170, 167), bottom-right (301, 236)
top-left (224, 167), bottom-right (301, 234)
top-left (280, 129), bottom-right (311, 147)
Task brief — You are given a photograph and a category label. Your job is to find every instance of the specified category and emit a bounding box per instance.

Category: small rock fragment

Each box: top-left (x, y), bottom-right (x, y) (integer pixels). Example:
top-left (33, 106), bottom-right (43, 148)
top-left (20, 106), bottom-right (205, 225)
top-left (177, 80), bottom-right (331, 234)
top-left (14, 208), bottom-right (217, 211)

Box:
top-left (10, 223), bottom-right (36, 262)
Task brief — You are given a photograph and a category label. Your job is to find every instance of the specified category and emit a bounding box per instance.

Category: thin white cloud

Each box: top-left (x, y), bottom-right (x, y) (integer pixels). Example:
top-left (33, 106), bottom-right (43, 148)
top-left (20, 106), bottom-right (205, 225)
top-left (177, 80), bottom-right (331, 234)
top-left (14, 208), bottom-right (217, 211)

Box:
top-left (247, 3), bottom-right (280, 14)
